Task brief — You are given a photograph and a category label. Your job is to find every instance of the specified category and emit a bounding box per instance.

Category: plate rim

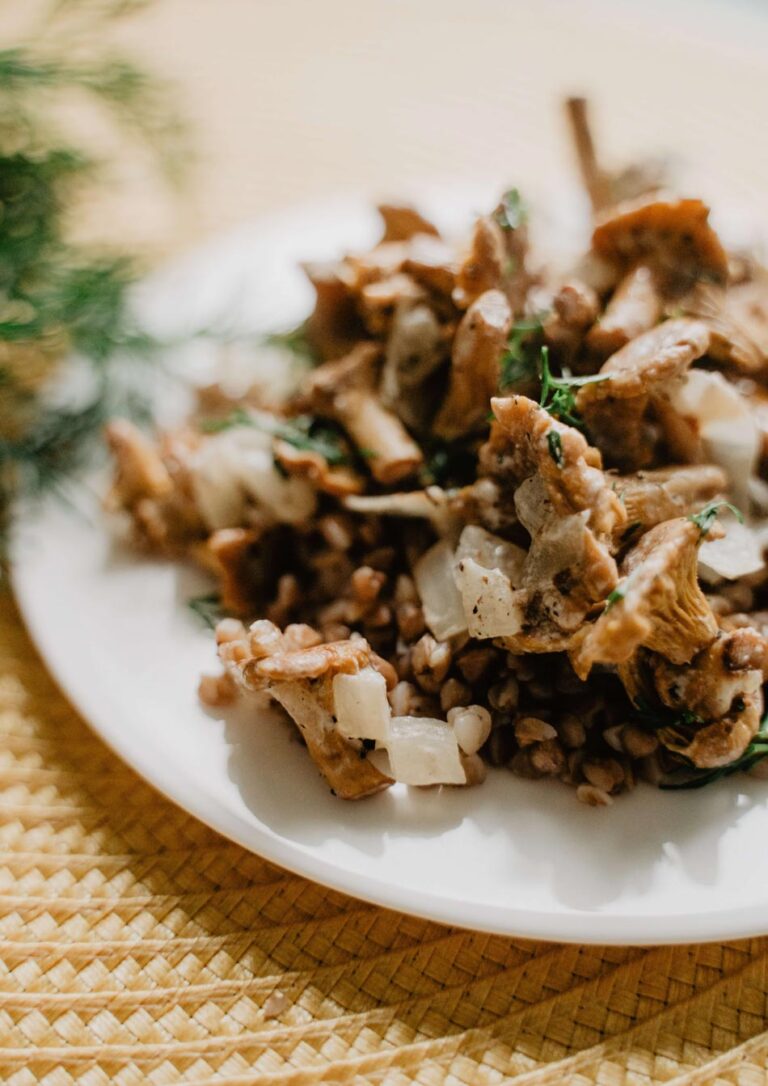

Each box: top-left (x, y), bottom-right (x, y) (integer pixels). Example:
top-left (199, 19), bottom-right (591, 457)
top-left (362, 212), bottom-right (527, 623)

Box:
top-left (12, 195), bottom-right (768, 947)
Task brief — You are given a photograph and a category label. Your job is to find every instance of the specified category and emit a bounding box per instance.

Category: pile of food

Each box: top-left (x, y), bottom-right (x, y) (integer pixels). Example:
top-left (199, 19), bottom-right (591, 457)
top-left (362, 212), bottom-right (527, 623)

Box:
top-left (105, 99), bottom-right (768, 804)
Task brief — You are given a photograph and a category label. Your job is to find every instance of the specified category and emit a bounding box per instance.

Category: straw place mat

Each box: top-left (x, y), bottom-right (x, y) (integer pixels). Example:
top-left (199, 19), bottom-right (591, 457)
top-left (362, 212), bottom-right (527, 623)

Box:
top-left (0, 588), bottom-right (766, 1085)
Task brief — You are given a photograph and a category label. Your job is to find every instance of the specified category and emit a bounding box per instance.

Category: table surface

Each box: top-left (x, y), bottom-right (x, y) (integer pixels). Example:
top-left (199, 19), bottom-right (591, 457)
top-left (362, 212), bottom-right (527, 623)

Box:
top-left (5, 2), bottom-right (768, 1082)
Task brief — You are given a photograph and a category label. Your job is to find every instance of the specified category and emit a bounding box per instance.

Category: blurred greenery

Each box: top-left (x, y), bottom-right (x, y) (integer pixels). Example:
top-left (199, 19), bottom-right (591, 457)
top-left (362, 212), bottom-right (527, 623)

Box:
top-left (0, 0), bottom-right (184, 526)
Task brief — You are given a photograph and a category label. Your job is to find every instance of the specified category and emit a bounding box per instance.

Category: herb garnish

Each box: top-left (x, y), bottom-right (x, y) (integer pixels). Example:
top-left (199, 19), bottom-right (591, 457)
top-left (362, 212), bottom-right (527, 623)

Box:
top-left (688, 500), bottom-right (744, 538)
top-left (494, 188), bottom-right (528, 231)
top-left (498, 315), bottom-right (547, 390)
top-left (200, 410), bottom-right (351, 466)
top-left (631, 697), bottom-right (703, 732)
top-left (661, 714), bottom-right (768, 790)
top-left (188, 593), bottom-right (222, 630)
top-left (264, 322), bottom-right (316, 363)
top-left (547, 430), bottom-right (564, 468)
top-left (538, 347), bottom-right (609, 430)
top-left (604, 581), bottom-right (626, 611)
top-left (421, 436), bottom-right (478, 488)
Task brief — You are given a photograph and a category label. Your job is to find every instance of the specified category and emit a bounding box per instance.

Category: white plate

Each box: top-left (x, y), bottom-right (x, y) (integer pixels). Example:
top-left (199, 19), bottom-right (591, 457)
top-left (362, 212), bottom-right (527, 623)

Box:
top-left (13, 191), bottom-right (768, 945)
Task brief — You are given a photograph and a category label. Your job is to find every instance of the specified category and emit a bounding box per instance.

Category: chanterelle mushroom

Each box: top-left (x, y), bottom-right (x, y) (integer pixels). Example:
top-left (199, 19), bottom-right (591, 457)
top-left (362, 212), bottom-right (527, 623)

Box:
top-left (570, 517), bottom-right (719, 679)
top-left (453, 216), bottom-right (506, 309)
top-left (623, 628), bottom-right (767, 769)
top-left (377, 203), bottom-right (440, 243)
top-left (300, 341), bottom-right (423, 484)
top-left (586, 265), bottom-right (662, 359)
top-left (433, 289), bottom-right (512, 439)
top-left (591, 196), bottom-right (729, 290)
top-left (675, 276), bottom-right (768, 376)
top-left (467, 402), bottom-right (623, 651)
top-left (576, 317), bottom-right (710, 470)
top-left (218, 622), bottom-right (393, 799)
top-left (612, 464), bottom-right (728, 537)
top-left (489, 394), bottom-right (626, 542)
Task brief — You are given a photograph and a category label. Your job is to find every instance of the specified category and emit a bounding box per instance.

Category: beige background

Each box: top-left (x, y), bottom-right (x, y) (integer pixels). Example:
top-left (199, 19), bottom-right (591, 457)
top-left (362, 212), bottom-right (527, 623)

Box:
top-left (62, 0), bottom-right (768, 259)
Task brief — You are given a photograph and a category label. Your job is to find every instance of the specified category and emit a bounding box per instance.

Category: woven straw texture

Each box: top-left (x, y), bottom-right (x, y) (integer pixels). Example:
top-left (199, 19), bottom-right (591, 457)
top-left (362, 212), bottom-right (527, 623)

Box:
top-left (5, 4), bottom-right (768, 1081)
top-left (1, 586), bottom-right (767, 1085)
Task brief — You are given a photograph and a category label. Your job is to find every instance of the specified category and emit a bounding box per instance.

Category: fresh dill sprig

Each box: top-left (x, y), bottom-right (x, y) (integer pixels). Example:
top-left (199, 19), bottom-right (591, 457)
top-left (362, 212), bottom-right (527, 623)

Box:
top-left (188, 592), bottom-right (222, 631)
top-left (688, 500), bottom-right (744, 538)
top-left (264, 322), bottom-right (316, 363)
top-left (0, 9), bottom-right (186, 543)
top-left (604, 581), bottom-right (626, 611)
top-left (631, 697), bottom-right (703, 732)
top-left (546, 430), bottom-right (564, 468)
top-left (493, 188), bottom-right (528, 232)
top-left (538, 346), bottom-right (609, 430)
top-left (420, 435), bottom-right (478, 488)
top-left (661, 714), bottom-right (768, 790)
top-left (200, 410), bottom-right (352, 466)
top-left (498, 314), bottom-right (547, 390)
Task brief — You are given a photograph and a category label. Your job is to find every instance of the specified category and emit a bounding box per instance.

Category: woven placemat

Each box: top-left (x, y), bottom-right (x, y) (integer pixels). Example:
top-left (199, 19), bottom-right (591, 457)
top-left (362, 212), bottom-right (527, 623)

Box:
top-left (1, 588), bottom-right (767, 1085)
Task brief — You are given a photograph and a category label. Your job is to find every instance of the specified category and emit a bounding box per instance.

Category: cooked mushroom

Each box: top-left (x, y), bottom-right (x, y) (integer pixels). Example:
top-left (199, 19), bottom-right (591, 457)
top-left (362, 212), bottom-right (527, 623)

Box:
top-left (453, 216), bottom-right (506, 310)
top-left (380, 300), bottom-right (446, 430)
top-left (542, 279), bottom-right (600, 364)
top-left (433, 289), bottom-right (512, 439)
top-left (357, 272), bottom-right (425, 336)
top-left (629, 629), bottom-right (767, 769)
top-left (344, 486), bottom-right (461, 536)
top-left (586, 265), bottom-right (663, 359)
top-left (674, 276), bottom-right (768, 375)
top-left (613, 464), bottom-right (728, 535)
top-left (577, 317), bottom-right (710, 470)
top-left (489, 394), bottom-right (626, 541)
top-left (591, 196), bottom-right (729, 290)
top-left (570, 517), bottom-right (719, 679)
top-left (219, 624), bottom-right (392, 799)
top-left (377, 203), bottom-right (440, 243)
top-left (564, 97), bottom-right (666, 214)
top-left (402, 234), bottom-right (458, 297)
top-left (302, 260), bottom-right (362, 361)
top-left (272, 438), bottom-right (365, 497)
top-left (104, 419), bottom-right (173, 509)
top-left (198, 527), bottom-right (264, 616)
top-left (301, 342), bottom-right (423, 484)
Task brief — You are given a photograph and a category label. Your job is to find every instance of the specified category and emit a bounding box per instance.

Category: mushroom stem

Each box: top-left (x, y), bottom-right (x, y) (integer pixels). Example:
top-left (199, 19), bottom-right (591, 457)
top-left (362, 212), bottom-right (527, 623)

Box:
top-left (565, 97), bottom-right (611, 214)
top-left (335, 387), bottom-right (422, 484)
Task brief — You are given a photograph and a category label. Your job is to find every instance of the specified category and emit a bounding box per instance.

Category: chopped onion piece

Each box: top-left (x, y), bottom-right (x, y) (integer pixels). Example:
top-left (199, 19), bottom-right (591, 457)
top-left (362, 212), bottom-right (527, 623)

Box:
top-left (454, 525), bottom-right (527, 638)
top-left (333, 667), bottom-right (391, 744)
top-left (668, 370), bottom-right (758, 509)
top-left (413, 539), bottom-right (467, 640)
top-left (192, 425), bottom-right (317, 529)
top-left (386, 716), bottom-right (466, 785)
top-left (455, 525), bottom-right (526, 580)
top-left (455, 557), bottom-right (526, 637)
top-left (698, 517), bottom-right (766, 583)
top-left (191, 433), bottom-right (248, 529)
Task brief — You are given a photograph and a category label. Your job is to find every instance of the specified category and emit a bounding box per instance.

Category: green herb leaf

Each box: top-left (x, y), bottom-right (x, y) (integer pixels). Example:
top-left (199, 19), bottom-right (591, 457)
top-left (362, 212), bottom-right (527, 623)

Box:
top-left (498, 314), bottom-right (547, 390)
top-left (199, 410), bottom-right (352, 466)
top-left (547, 429), bottom-right (564, 468)
top-left (661, 714), bottom-right (768, 790)
top-left (264, 322), bottom-right (316, 362)
top-left (494, 188), bottom-right (528, 231)
top-left (275, 416), bottom-right (350, 466)
top-left (188, 593), bottom-right (222, 630)
top-left (538, 346), bottom-right (609, 430)
top-left (604, 582), bottom-right (626, 611)
top-left (420, 436), bottom-right (478, 488)
top-left (688, 499), bottom-right (744, 538)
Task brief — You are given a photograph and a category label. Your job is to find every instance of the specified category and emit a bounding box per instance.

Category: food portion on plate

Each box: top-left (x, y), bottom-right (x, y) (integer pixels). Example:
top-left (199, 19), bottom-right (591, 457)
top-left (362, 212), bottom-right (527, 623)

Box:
top-left (104, 99), bottom-right (768, 804)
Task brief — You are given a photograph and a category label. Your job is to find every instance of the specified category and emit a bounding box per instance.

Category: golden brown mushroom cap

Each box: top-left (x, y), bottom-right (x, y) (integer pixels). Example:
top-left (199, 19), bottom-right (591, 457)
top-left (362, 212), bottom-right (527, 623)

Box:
top-left (592, 196), bottom-right (729, 288)
top-left (570, 517), bottom-right (718, 679)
